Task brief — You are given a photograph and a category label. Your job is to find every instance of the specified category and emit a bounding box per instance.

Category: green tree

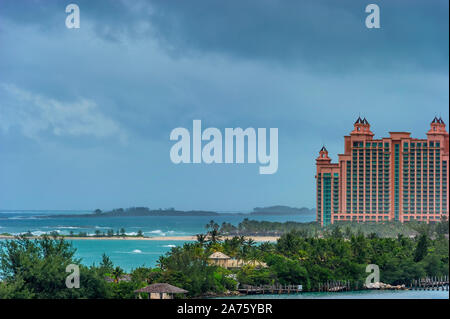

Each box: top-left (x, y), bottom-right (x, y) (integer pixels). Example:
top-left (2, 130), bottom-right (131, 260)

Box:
top-left (331, 226), bottom-right (343, 239)
top-left (414, 234), bottom-right (429, 262)
top-left (206, 221), bottom-right (221, 244)
top-left (109, 280), bottom-right (145, 299)
top-left (157, 243), bottom-right (218, 296)
top-left (111, 266), bottom-right (124, 283)
top-left (0, 236), bottom-right (109, 299)
top-left (99, 253), bottom-right (114, 275)
top-left (196, 234), bottom-right (208, 246)
top-left (266, 255), bottom-right (308, 286)
top-left (131, 267), bottom-right (153, 283)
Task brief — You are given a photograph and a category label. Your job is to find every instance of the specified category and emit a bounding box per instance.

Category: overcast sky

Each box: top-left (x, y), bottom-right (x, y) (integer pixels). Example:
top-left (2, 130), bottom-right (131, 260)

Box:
top-left (0, 0), bottom-right (448, 211)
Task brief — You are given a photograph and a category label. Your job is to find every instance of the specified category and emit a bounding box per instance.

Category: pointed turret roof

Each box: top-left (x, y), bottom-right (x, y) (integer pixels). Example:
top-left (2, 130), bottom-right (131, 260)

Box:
top-left (354, 117), bottom-right (363, 124)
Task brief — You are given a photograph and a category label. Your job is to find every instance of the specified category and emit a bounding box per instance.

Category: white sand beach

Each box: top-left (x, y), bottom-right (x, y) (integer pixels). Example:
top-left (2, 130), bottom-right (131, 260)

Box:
top-left (0, 235), bottom-right (279, 242)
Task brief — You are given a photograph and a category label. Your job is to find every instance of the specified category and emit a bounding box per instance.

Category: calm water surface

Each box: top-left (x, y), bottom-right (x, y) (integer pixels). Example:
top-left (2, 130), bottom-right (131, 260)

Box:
top-left (0, 210), bottom-right (315, 237)
top-left (221, 290), bottom-right (449, 299)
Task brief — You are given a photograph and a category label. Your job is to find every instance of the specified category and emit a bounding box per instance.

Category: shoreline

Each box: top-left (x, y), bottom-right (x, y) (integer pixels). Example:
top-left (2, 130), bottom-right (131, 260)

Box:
top-left (0, 235), bottom-right (279, 242)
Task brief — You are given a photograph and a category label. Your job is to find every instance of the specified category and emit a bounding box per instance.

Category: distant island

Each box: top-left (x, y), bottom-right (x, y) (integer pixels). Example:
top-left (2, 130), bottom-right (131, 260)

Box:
top-left (250, 205), bottom-right (314, 215)
top-left (47, 207), bottom-right (220, 218)
top-left (43, 205), bottom-right (315, 218)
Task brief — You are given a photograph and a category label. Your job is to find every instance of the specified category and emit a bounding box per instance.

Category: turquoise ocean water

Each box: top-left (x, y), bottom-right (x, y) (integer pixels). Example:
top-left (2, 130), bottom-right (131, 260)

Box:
top-left (0, 210), bottom-right (314, 271)
top-left (0, 210), bottom-right (315, 237)
top-left (69, 239), bottom-right (194, 270)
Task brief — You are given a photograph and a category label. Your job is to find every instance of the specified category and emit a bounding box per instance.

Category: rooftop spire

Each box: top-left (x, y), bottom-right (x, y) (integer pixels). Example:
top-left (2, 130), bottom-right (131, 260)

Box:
top-left (351, 116), bottom-right (374, 137)
top-left (316, 145), bottom-right (331, 163)
top-left (355, 117), bottom-right (362, 124)
top-left (428, 115), bottom-right (448, 136)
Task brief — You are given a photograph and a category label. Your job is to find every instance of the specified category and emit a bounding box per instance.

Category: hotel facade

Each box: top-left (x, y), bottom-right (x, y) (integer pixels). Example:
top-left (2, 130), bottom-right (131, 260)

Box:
top-left (316, 117), bottom-right (449, 226)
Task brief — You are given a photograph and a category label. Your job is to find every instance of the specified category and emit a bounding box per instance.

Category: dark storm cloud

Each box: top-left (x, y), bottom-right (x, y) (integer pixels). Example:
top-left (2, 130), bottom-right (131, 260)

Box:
top-left (1, 0), bottom-right (448, 71)
top-left (147, 0), bottom-right (448, 71)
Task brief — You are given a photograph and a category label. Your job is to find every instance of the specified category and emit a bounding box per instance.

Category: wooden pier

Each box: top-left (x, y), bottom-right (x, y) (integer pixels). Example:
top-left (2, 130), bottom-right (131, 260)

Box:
top-left (410, 276), bottom-right (449, 291)
top-left (238, 281), bottom-right (352, 294)
top-left (238, 284), bottom-right (302, 295)
top-left (237, 277), bottom-right (449, 295)
top-left (317, 280), bottom-right (352, 292)
top-left (239, 281), bottom-right (355, 294)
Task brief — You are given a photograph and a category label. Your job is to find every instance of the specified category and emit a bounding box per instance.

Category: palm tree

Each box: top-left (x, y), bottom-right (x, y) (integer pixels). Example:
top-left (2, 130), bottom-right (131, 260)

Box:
top-left (204, 220), bottom-right (221, 244)
top-left (223, 237), bottom-right (240, 257)
top-left (246, 238), bottom-right (256, 247)
top-left (111, 266), bottom-right (124, 283)
top-left (196, 234), bottom-right (207, 246)
top-left (209, 228), bottom-right (222, 244)
top-left (206, 220), bottom-right (216, 231)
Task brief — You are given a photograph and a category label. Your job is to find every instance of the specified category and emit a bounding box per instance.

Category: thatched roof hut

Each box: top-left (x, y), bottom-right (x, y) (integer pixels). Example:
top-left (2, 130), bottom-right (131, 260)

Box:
top-left (104, 274), bottom-right (132, 283)
top-left (209, 252), bottom-right (231, 260)
top-left (208, 252), bottom-right (232, 268)
top-left (208, 252), bottom-right (267, 269)
top-left (135, 283), bottom-right (188, 294)
top-left (134, 283), bottom-right (188, 299)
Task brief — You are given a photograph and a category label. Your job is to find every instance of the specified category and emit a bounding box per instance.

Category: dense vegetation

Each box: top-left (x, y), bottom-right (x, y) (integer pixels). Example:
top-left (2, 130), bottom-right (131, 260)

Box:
top-left (0, 220), bottom-right (448, 299)
top-left (220, 218), bottom-right (449, 238)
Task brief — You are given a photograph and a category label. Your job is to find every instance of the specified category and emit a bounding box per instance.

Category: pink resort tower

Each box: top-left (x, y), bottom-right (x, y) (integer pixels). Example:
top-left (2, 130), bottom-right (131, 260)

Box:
top-left (316, 117), bottom-right (449, 226)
